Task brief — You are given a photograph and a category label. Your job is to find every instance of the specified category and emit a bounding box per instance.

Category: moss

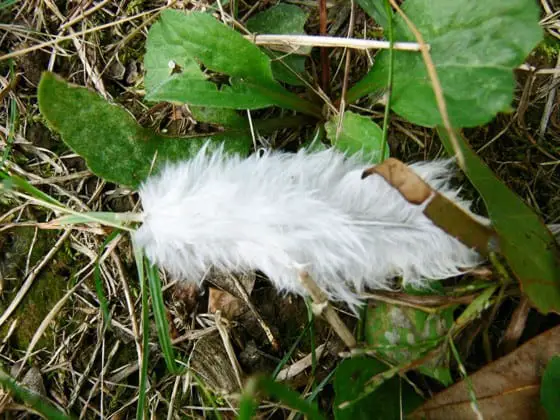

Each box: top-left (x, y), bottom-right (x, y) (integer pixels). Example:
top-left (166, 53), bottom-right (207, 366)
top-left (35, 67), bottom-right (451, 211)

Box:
top-left (0, 226), bottom-right (74, 350)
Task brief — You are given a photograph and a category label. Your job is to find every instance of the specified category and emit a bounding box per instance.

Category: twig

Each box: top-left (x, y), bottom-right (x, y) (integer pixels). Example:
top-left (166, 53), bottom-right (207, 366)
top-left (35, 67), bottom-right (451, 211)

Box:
top-left (215, 311), bottom-right (244, 390)
top-left (230, 273), bottom-right (280, 351)
top-left (15, 276), bottom-right (86, 379)
top-left (276, 344), bottom-right (326, 381)
top-left (336, 0), bottom-right (356, 123)
top-left (500, 296), bottom-right (531, 355)
top-left (538, 54), bottom-right (560, 140)
top-left (298, 272), bottom-right (356, 348)
top-left (247, 34), bottom-right (423, 51)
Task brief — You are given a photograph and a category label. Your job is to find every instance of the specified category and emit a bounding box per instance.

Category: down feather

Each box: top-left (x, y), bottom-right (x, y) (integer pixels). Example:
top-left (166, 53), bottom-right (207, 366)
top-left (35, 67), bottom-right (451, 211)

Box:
top-left (134, 143), bottom-right (482, 309)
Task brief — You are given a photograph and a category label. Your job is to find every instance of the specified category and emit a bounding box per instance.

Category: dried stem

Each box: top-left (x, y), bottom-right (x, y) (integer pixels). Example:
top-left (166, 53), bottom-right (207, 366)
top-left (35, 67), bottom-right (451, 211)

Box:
top-left (298, 272), bottom-right (357, 348)
top-left (247, 34), bottom-right (423, 51)
top-left (387, 0), bottom-right (465, 168)
top-left (319, 0), bottom-right (330, 94)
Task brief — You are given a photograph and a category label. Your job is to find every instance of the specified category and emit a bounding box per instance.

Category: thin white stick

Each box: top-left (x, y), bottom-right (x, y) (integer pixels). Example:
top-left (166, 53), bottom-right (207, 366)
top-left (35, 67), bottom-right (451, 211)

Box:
top-left (246, 34), bottom-right (424, 52)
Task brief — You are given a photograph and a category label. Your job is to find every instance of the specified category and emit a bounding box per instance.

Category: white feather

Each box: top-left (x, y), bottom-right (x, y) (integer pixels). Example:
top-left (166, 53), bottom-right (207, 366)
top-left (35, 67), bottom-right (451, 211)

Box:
top-left (135, 143), bottom-right (483, 309)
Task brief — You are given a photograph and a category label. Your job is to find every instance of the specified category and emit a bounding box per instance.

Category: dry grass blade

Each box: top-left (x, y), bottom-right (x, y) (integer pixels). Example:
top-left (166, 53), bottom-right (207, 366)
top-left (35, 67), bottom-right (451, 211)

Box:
top-left (299, 272), bottom-right (357, 349)
top-left (247, 34), bottom-right (423, 51)
top-left (0, 229), bottom-right (72, 329)
top-left (0, 6), bottom-right (167, 62)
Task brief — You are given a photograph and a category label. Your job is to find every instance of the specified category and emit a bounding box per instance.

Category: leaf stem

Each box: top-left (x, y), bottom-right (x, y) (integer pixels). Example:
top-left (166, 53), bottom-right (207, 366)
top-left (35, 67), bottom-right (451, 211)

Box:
top-left (380, 0), bottom-right (394, 161)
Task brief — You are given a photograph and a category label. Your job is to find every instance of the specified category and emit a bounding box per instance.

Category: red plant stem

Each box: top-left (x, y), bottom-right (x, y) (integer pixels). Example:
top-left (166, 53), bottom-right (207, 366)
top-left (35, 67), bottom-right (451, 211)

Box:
top-left (319, 0), bottom-right (330, 94)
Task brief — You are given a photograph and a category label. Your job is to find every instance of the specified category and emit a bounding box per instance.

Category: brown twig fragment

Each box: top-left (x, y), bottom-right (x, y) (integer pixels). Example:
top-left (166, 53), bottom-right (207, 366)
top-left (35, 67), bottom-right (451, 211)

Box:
top-left (298, 272), bottom-right (357, 348)
top-left (501, 296), bottom-right (531, 355)
top-left (363, 158), bottom-right (499, 256)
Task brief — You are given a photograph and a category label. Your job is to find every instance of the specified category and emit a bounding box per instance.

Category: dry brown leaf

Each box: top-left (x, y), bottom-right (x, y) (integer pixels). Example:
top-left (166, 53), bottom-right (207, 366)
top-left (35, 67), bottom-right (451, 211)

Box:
top-left (363, 158), bottom-right (498, 256)
top-left (208, 272), bottom-right (256, 319)
top-left (208, 287), bottom-right (247, 319)
top-left (409, 324), bottom-right (560, 420)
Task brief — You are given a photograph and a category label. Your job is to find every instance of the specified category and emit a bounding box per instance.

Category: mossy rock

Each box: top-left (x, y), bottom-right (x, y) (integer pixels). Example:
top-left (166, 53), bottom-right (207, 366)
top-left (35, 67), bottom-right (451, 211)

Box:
top-left (0, 226), bottom-right (74, 350)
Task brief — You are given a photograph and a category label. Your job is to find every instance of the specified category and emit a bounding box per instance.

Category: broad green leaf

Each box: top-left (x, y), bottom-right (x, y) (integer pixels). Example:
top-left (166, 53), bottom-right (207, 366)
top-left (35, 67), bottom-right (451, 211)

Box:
top-left (153, 10), bottom-right (274, 84)
top-left (365, 302), bottom-right (453, 385)
top-left (143, 14), bottom-right (204, 93)
top-left (144, 10), bottom-right (321, 117)
top-left (189, 106), bottom-right (248, 129)
top-left (349, 0), bottom-right (543, 127)
top-left (541, 356), bottom-right (560, 419)
top-left (325, 111), bottom-right (389, 162)
top-left (438, 128), bottom-right (560, 314)
top-left (38, 72), bottom-right (252, 188)
top-left (334, 357), bottom-right (423, 420)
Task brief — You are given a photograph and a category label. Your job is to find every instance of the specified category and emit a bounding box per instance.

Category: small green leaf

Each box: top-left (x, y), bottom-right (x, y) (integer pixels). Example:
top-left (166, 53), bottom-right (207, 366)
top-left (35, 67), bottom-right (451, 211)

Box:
top-left (365, 302), bottom-right (453, 385)
top-left (325, 111), bottom-right (389, 162)
top-left (438, 128), bottom-right (560, 314)
top-left (246, 4), bottom-right (310, 85)
top-left (38, 72), bottom-right (252, 188)
top-left (246, 4), bottom-right (309, 36)
top-left (334, 357), bottom-right (423, 420)
top-left (269, 52), bottom-right (308, 86)
top-left (349, 0), bottom-right (543, 127)
top-left (144, 10), bottom-right (321, 117)
top-left (356, 0), bottom-right (392, 29)
top-left (541, 356), bottom-right (560, 419)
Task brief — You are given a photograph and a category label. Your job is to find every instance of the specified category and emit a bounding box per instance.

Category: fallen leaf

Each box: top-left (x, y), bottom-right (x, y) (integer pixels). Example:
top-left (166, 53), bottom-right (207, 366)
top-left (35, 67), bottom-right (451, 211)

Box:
top-left (409, 324), bottom-right (560, 419)
top-left (363, 158), bottom-right (498, 256)
top-left (208, 288), bottom-right (246, 319)
top-left (208, 272), bottom-right (255, 319)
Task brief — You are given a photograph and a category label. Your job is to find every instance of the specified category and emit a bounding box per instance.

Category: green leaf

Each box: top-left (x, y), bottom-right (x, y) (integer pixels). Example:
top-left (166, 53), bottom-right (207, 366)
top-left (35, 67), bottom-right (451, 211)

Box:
top-left (246, 4), bottom-right (310, 86)
top-left (38, 72), bottom-right (252, 188)
top-left (133, 243), bottom-right (150, 420)
top-left (356, 0), bottom-right (392, 28)
top-left (325, 111), bottom-right (389, 162)
top-left (349, 0), bottom-right (543, 127)
top-left (541, 356), bottom-right (560, 419)
top-left (365, 301), bottom-right (454, 385)
top-left (269, 52), bottom-right (308, 86)
top-left (144, 10), bottom-right (321, 117)
top-left (153, 10), bottom-right (274, 84)
top-left (0, 370), bottom-right (72, 420)
top-left (246, 4), bottom-right (309, 35)
top-left (333, 357), bottom-right (423, 420)
top-left (438, 128), bottom-right (560, 314)
top-left (239, 376), bottom-right (324, 420)
top-left (1, 170), bottom-right (63, 207)
top-left (189, 106), bottom-right (248, 129)
top-left (146, 260), bottom-right (179, 374)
